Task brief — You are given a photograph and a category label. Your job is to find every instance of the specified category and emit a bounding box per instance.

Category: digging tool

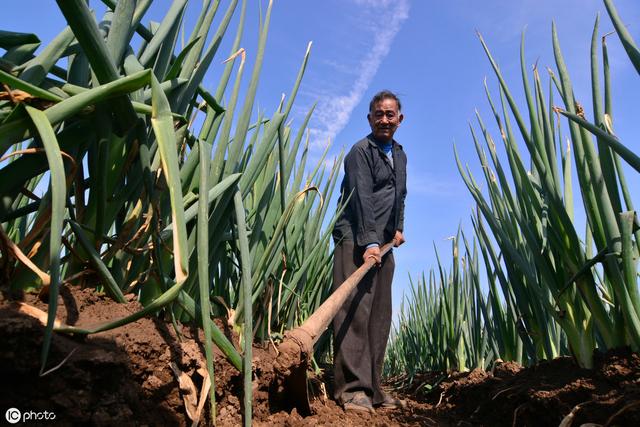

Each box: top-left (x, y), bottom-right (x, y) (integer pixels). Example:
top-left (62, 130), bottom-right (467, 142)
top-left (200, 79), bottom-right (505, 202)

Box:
top-left (273, 239), bottom-right (397, 415)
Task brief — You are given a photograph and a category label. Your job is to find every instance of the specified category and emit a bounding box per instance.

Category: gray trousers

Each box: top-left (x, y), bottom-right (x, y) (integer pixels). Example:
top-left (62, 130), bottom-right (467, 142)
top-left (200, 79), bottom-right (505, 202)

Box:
top-left (331, 240), bottom-right (394, 406)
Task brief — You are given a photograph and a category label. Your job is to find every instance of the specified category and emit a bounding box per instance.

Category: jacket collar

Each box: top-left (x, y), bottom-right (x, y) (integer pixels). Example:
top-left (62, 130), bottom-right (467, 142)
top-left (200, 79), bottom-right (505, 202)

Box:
top-left (366, 133), bottom-right (400, 150)
top-left (366, 134), bottom-right (403, 157)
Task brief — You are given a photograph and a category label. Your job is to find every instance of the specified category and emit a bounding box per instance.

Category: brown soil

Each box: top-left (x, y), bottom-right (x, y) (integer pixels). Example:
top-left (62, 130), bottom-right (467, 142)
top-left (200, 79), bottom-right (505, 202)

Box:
top-left (419, 352), bottom-right (640, 426)
top-left (1, 285), bottom-right (639, 426)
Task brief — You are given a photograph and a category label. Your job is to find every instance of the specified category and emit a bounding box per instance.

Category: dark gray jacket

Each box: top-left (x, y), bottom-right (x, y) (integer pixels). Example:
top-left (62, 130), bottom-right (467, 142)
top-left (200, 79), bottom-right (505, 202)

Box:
top-left (333, 134), bottom-right (407, 247)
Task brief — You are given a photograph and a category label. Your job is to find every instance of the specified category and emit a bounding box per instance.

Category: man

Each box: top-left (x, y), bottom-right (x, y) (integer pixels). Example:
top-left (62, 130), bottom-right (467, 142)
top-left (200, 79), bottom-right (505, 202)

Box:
top-left (332, 90), bottom-right (407, 413)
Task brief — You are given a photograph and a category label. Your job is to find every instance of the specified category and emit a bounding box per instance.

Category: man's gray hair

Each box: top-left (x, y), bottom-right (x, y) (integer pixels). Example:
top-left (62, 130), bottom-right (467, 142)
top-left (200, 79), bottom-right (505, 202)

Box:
top-left (368, 90), bottom-right (402, 112)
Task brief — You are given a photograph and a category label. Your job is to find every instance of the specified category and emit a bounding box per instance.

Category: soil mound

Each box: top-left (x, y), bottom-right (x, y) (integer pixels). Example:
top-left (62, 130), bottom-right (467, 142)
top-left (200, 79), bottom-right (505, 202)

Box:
top-left (0, 286), bottom-right (437, 425)
top-left (417, 351), bottom-right (640, 426)
top-left (1, 286), bottom-right (226, 425)
top-left (1, 285), bottom-right (639, 426)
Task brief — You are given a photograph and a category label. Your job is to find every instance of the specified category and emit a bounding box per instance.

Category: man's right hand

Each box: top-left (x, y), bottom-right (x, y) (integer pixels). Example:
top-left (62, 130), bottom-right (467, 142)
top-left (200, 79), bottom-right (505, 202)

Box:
top-left (363, 245), bottom-right (381, 265)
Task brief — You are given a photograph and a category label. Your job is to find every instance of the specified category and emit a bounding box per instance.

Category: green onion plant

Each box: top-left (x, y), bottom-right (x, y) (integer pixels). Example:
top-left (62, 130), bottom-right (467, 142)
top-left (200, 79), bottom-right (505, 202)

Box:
top-left (0, 1), bottom-right (342, 422)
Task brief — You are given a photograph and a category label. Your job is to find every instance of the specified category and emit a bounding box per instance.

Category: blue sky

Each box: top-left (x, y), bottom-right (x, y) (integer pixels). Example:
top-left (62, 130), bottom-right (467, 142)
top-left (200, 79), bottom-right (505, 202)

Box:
top-left (4, 0), bottom-right (640, 319)
top-left (263, 0), bottom-right (640, 318)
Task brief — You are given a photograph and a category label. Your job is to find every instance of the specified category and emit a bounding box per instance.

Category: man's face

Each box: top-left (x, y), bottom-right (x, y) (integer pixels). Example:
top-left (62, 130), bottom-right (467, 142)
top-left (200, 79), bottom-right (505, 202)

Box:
top-left (368, 98), bottom-right (403, 142)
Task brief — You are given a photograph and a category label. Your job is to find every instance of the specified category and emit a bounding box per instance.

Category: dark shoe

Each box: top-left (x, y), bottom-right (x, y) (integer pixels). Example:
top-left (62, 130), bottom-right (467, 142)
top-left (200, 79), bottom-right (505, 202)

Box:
top-left (342, 391), bottom-right (375, 414)
top-left (378, 393), bottom-right (406, 410)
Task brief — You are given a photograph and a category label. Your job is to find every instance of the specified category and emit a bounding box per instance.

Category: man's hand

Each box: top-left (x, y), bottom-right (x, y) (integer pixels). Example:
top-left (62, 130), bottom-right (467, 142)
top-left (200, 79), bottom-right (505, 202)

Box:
top-left (363, 245), bottom-right (381, 265)
top-left (393, 230), bottom-right (406, 247)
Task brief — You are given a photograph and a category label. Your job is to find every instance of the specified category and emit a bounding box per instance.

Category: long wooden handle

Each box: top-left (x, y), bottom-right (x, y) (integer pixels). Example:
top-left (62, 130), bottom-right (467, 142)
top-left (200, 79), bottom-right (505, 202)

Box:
top-left (294, 240), bottom-right (396, 346)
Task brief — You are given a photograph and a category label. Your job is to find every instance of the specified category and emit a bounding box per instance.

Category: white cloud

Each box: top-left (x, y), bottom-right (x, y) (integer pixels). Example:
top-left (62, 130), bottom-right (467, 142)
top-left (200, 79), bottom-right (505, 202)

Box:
top-left (308, 0), bottom-right (410, 148)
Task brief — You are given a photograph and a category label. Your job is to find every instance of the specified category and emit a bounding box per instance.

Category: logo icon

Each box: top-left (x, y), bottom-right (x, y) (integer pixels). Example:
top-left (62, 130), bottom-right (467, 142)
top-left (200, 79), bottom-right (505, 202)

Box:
top-left (5, 408), bottom-right (21, 424)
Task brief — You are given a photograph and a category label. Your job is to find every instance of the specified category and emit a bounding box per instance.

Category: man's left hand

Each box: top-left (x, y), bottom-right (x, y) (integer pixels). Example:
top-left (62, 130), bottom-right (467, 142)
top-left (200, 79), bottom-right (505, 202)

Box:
top-left (393, 230), bottom-right (405, 247)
